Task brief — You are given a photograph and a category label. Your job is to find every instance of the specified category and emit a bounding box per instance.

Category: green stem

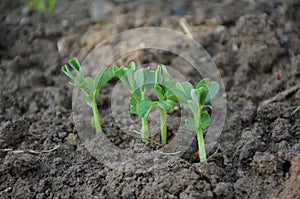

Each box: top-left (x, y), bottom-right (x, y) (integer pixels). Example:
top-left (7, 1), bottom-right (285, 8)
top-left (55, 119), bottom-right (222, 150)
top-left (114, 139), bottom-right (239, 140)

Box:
top-left (197, 105), bottom-right (206, 163)
top-left (141, 117), bottom-right (149, 142)
top-left (141, 90), bottom-right (149, 143)
top-left (158, 108), bottom-right (167, 144)
top-left (92, 99), bottom-right (102, 133)
top-left (197, 127), bottom-right (207, 163)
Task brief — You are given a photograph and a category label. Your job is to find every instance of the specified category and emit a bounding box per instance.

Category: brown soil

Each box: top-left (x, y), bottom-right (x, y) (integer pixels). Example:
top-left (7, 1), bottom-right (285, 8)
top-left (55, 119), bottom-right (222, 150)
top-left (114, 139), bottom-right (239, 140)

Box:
top-left (0, 0), bottom-right (300, 198)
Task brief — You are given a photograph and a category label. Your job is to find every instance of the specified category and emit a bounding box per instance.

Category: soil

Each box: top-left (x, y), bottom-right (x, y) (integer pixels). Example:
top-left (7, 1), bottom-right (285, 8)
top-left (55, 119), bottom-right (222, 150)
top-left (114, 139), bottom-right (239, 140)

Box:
top-left (1, 0), bottom-right (300, 198)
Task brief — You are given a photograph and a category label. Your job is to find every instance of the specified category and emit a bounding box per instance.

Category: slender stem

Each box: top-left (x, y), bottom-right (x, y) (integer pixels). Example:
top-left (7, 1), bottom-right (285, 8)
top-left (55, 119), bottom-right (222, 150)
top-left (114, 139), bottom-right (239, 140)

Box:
top-left (92, 99), bottom-right (102, 133)
top-left (197, 127), bottom-right (207, 163)
top-left (141, 90), bottom-right (149, 142)
top-left (158, 108), bottom-right (167, 144)
top-left (141, 117), bottom-right (149, 143)
top-left (197, 105), bottom-right (206, 163)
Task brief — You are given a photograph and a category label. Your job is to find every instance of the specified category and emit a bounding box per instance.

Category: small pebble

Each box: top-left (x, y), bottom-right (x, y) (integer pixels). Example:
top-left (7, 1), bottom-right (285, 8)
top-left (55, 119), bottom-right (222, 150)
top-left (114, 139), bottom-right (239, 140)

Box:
top-left (53, 157), bottom-right (63, 165)
top-left (22, 6), bottom-right (32, 16)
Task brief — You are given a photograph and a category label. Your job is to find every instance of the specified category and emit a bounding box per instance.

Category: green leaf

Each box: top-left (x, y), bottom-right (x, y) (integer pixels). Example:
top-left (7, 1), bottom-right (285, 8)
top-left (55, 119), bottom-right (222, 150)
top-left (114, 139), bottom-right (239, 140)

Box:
top-left (114, 62), bottom-right (136, 92)
top-left (185, 118), bottom-right (197, 132)
top-left (134, 68), bottom-right (145, 90)
top-left (161, 65), bottom-right (171, 82)
top-left (201, 112), bottom-right (211, 129)
top-left (68, 57), bottom-right (81, 73)
top-left (27, 0), bottom-right (45, 11)
top-left (191, 89), bottom-right (200, 105)
top-left (198, 87), bottom-right (208, 105)
top-left (47, 0), bottom-right (56, 15)
top-left (196, 78), bottom-right (210, 89)
top-left (120, 69), bottom-right (135, 92)
top-left (167, 81), bottom-right (193, 103)
top-left (134, 67), bottom-right (155, 91)
top-left (154, 84), bottom-right (165, 101)
top-left (156, 65), bottom-right (171, 85)
top-left (292, 106), bottom-right (300, 114)
top-left (129, 96), bottom-right (138, 114)
top-left (136, 99), bottom-right (154, 118)
top-left (205, 81), bottom-right (220, 102)
top-left (83, 77), bottom-right (95, 96)
top-left (157, 100), bottom-right (174, 112)
top-left (165, 88), bottom-right (177, 101)
top-left (95, 67), bottom-right (115, 91)
top-left (61, 65), bottom-right (76, 81)
top-left (128, 61), bottom-right (136, 70)
top-left (113, 65), bottom-right (125, 76)
top-left (144, 71), bottom-right (156, 90)
top-left (155, 65), bottom-right (161, 84)
top-left (187, 100), bottom-right (199, 119)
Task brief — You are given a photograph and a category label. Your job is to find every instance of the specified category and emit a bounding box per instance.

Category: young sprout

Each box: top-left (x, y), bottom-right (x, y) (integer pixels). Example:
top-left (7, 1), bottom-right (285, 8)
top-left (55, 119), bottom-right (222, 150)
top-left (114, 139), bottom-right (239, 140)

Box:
top-left (292, 106), bottom-right (300, 114)
top-left (154, 65), bottom-right (178, 144)
top-left (113, 62), bottom-right (156, 143)
top-left (184, 78), bottom-right (220, 163)
top-left (62, 58), bottom-right (116, 132)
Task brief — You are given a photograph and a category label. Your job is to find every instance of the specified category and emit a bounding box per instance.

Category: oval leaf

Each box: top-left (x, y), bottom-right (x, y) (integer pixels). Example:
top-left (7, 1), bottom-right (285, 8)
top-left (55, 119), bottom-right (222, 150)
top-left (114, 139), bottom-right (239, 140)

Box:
top-left (201, 112), bottom-right (211, 129)
top-left (205, 81), bottom-right (220, 102)
top-left (185, 118), bottom-right (197, 132)
top-left (95, 67), bottom-right (115, 91)
top-left (187, 100), bottom-right (199, 119)
top-left (196, 78), bottom-right (210, 89)
top-left (68, 57), bottom-right (81, 73)
top-left (157, 100), bottom-right (174, 112)
top-left (136, 99), bottom-right (154, 118)
top-left (198, 87), bottom-right (208, 105)
top-left (191, 89), bottom-right (200, 105)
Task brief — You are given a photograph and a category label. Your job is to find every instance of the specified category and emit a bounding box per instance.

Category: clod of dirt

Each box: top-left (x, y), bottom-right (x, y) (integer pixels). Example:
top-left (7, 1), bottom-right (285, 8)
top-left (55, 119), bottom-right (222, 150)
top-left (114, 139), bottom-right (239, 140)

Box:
top-left (0, 118), bottom-right (30, 148)
top-left (257, 102), bottom-right (290, 122)
top-left (213, 182), bottom-right (234, 199)
top-left (270, 118), bottom-right (293, 143)
top-left (277, 154), bottom-right (300, 198)
top-left (251, 152), bottom-right (278, 177)
top-left (235, 129), bottom-right (265, 167)
top-left (2, 153), bottom-right (39, 176)
top-left (231, 14), bottom-right (284, 73)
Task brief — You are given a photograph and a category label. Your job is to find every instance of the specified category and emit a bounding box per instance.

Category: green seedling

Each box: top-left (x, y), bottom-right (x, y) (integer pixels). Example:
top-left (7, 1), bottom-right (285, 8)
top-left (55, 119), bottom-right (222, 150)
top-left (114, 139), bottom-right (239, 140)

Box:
top-left (27, 0), bottom-right (56, 16)
top-left (62, 58), bottom-right (116, 132)
top-left (292, 106), bottom-right (300, 114)
top-left (154, 65), bottom-right (178, 144)
top-left (113, 62), bottom-right (156, 143)
top-left (184, 78), bottom-right (220, 163)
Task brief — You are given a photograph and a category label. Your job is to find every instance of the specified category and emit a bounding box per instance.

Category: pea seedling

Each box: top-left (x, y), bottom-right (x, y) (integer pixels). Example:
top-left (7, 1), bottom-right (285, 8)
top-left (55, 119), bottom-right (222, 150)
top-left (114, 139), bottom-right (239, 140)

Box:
top-left (184, 78), bottom-right (219, 163)
top-left (62, 58), bottom-right (220, 164)
top-left (113, 62), bottom-right (156, 143)
top-left (62, 58), bottom-right (116, 132)
top-left (154, 65), bottom-right (178, 144)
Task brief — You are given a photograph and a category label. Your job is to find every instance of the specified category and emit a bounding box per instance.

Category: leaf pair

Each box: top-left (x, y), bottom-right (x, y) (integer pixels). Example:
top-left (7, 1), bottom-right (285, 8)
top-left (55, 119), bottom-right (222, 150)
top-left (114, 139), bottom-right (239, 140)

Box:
top-left (62, 58), bottom-right (116, 107)
top-left (154, 66), bottom-right (178, 102)
top-left (185, 112), bottom-right (210, 132)
top-left (136, 99), bottom-right (174, 118)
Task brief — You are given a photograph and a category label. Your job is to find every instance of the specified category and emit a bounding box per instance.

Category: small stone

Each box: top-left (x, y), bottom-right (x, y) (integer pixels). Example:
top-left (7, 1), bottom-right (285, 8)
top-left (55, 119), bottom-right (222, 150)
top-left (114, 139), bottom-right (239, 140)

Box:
top-left (58, 132), bottom-right (67, 139)
top-left (22, 6), bottom-right (32, 16)
top-left (89, 0), bottom-right (115, 22)
top-left (53, 157), bottom-right (63, 165)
